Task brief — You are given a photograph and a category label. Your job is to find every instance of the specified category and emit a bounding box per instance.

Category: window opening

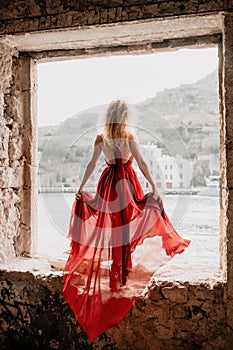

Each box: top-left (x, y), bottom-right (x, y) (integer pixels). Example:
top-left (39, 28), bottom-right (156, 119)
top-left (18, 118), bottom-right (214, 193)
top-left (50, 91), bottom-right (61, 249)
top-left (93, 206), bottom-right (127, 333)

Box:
top-left (38, 47), bottom-right (220, 281)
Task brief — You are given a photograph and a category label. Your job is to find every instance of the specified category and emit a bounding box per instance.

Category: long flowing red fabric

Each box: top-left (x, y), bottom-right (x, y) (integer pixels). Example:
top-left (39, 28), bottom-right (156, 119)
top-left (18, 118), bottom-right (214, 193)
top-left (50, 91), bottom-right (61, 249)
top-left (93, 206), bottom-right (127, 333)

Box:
top-left (63, 153), bottom-right (190, 340)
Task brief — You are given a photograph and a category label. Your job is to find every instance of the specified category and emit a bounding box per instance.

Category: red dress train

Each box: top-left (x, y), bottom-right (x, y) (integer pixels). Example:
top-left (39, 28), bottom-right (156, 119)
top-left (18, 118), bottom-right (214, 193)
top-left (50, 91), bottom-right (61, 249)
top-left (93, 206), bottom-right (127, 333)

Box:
top-left (62, 153), bottom-right (190, 340)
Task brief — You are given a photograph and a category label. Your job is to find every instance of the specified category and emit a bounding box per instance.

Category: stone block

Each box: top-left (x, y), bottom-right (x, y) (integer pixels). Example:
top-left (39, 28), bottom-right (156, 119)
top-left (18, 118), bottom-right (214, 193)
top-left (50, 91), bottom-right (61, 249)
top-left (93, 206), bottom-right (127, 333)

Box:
top-left (226, 195), bottom-right (233, 223)
top-left (86, 9), bottom-right (99, 25)
top-left (161, 284), bottom-right (188, 303)
top-left (108, 8), bottom-right (117, 22)
top-left (0, 91), bottom-right (4, 118)
top-left (171, 304), bottom-right (190, 318)
top-left (5, 95), bottom-right (23, 122)
top-left (2, 187), bottom-right (20, 211)
top-left (185, 0), bottom-right (199, 13)
top-left (99, 8), bottom-right (108, 24)
top-left (44, 0), bottom-right (64, 15)
top-left (57, 13), bottom-right (68, 27)
top-left (201, 300), bottom-right (214, 315)
top-left (211, 304), bottom-right (226, 322)
top-left (156, 324), bottom-right (174, 339)
top-left (8, 136), bottom-right (23, 160)
top-left (142, 3), bottom-right (159, 18)
top-left (13, 56), bottom-right (33, 92)
top-left (227, 253), bottom-right (233, 291)
top-left (115, 7), bottom-right (122, 21)
top-left (38, 16), bottom-right (52, 30)
top-left (0, 237), bottom-right (16, 262)
top-left (145, 302), bottom-right (170, 320)
top-left (131, 303), bottom-right (146, 319)
top-left (0, 126), bottom-right (9, 159)
top-left (0, 45), bottom-right (14, 93)
top-left (0, 166), bottom-right (23, 188)
top-left (70, 12), bottom-right (85, 26)
top-left (188, 284), bottom-right (214, 301)
top-left (127, 6), bottom-right (144, 20)
top-left (148, 285), bottom-right (163, 301)
top-left (121, 8), bottom-right (129, 21)
top-left (132, 338), bottom-right (147, 350)
top-left (175, 318), bottom-right (198, 332)
top-left (193, 318), bottom-right (209, 340)
top-left (19, 187), bottom-right (32, 227)
top-left (198, 0), bottom-right (226, 12)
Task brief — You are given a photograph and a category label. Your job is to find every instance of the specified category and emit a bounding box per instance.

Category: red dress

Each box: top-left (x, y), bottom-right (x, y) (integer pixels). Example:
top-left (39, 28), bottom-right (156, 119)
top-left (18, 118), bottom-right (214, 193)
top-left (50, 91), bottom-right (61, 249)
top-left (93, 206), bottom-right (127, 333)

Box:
top-left (62, 148), bottom-right (190, 340)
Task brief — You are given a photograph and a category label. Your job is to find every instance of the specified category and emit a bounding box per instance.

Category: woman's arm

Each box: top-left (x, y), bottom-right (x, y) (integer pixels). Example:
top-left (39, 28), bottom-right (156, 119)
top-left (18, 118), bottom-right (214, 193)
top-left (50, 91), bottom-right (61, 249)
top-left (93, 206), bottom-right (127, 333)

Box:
top-left (128, 134), bottom-right (159, 199)
top-left (76, 135), bottom-right (102, 200)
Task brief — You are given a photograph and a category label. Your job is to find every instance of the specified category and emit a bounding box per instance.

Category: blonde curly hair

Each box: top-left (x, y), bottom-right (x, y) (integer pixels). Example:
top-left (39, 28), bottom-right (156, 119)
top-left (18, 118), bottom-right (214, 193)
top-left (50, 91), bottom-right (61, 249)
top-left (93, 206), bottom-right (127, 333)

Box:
top-left (104, 99), bottom-right (129, 139)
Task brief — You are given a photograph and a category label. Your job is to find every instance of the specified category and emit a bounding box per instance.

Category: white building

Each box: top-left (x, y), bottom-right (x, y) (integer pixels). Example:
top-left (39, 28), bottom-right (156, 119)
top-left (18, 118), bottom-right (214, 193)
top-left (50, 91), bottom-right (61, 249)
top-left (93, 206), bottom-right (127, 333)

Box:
top-left (133, 144), bottom-right (161, 190)
top-left (133, 144), bottom-right (192, 190)
top-left (156, 155), bottom-right (192, 189)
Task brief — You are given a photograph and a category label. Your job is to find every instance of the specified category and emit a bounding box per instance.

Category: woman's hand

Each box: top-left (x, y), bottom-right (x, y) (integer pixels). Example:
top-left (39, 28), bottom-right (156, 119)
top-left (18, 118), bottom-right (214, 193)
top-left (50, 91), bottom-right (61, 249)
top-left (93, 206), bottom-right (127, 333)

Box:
top-left (75, 189), bottom-right (82, 200)
top-left (152, 184), bottom-right (160, 200)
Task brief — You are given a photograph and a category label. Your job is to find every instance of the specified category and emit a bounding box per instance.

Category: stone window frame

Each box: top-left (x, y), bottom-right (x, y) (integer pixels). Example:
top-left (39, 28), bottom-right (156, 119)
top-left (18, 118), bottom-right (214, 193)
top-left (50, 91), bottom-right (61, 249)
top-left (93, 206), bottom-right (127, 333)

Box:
top-left (1, 13), bottom-right (228, 282)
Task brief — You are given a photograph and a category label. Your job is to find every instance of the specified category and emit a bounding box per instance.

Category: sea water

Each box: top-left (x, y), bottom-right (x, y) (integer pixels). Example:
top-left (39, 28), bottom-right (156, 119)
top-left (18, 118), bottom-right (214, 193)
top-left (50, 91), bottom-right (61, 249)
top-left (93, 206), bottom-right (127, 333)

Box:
top-left (37, 193), bottom-right (220, 281)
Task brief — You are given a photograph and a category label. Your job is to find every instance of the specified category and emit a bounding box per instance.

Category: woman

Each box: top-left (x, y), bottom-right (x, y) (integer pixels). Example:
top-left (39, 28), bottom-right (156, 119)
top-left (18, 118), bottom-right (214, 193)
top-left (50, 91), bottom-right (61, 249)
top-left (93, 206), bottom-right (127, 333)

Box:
top-left (63, 99), bottom-right (190, 340)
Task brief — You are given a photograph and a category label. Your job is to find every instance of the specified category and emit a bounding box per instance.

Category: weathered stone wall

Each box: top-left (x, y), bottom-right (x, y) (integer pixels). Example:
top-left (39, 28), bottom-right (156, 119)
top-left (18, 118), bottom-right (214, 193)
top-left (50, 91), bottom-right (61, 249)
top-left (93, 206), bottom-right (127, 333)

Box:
top-left (0, 0), bottom-right (232, 35)
top-left (0, 272), bottom-right (231, 350)
top-left (0, 45), bottom-right (36, 262)
top-left (223, 12), bottom-right (233, 332)
top-left (0, 44), bottom-right (22, 262)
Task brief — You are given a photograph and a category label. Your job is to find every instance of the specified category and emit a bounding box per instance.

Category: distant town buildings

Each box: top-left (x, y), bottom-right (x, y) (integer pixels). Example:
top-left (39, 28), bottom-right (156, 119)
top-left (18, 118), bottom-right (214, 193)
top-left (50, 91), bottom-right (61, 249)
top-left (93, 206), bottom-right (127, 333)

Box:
top-left (38, 143), bottom-right (219, 190)
top-left (133, 144), bottom-right (193, 189)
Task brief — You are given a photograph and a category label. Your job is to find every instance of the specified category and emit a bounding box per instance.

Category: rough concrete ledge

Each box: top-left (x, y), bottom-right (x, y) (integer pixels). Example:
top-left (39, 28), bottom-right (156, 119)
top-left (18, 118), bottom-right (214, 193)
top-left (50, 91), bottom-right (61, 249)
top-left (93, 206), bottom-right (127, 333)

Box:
top-left (0, 0), bottom-right (231, 35)
top-left (0, 269), bottom-right (231, 350)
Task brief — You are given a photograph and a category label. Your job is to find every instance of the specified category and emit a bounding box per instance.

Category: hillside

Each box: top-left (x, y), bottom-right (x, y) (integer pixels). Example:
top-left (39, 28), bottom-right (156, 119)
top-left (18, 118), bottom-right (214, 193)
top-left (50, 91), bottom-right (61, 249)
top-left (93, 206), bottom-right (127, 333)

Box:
top-left (38, 69), bottom-right (219, 186)
top-left (39, 69), bottom-right (218, 142)
top-left (140, 69), bottom-right (218, 126)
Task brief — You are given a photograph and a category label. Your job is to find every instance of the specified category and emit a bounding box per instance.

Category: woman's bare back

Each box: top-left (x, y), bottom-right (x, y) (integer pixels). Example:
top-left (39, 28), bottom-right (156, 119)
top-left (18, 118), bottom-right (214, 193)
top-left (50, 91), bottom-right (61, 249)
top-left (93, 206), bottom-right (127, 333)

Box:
top-left (97, 133), bottom-right (134, 164)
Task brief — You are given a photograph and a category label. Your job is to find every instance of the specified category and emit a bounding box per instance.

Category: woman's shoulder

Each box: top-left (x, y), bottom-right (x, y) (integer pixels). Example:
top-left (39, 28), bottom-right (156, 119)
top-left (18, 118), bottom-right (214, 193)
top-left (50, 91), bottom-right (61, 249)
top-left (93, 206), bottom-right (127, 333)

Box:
top-left (126, 132), bottom-right (137, 141)
top-left (94, 134), bottom-right (104, 146)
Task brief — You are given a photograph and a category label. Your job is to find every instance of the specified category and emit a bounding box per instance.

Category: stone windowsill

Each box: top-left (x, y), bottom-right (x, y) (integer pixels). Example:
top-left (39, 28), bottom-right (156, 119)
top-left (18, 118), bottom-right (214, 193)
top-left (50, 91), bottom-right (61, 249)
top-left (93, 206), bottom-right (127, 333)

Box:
top-left (0, 255), bottom-right (65, 277)
top-left (0, 255), bottom-right (225, 285)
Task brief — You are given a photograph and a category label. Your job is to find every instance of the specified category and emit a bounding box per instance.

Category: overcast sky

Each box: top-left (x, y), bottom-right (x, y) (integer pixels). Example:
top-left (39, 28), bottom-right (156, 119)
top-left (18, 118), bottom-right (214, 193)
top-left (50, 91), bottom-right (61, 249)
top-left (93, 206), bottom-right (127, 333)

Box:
top-left (37, 47), bottom-right (218, 127)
